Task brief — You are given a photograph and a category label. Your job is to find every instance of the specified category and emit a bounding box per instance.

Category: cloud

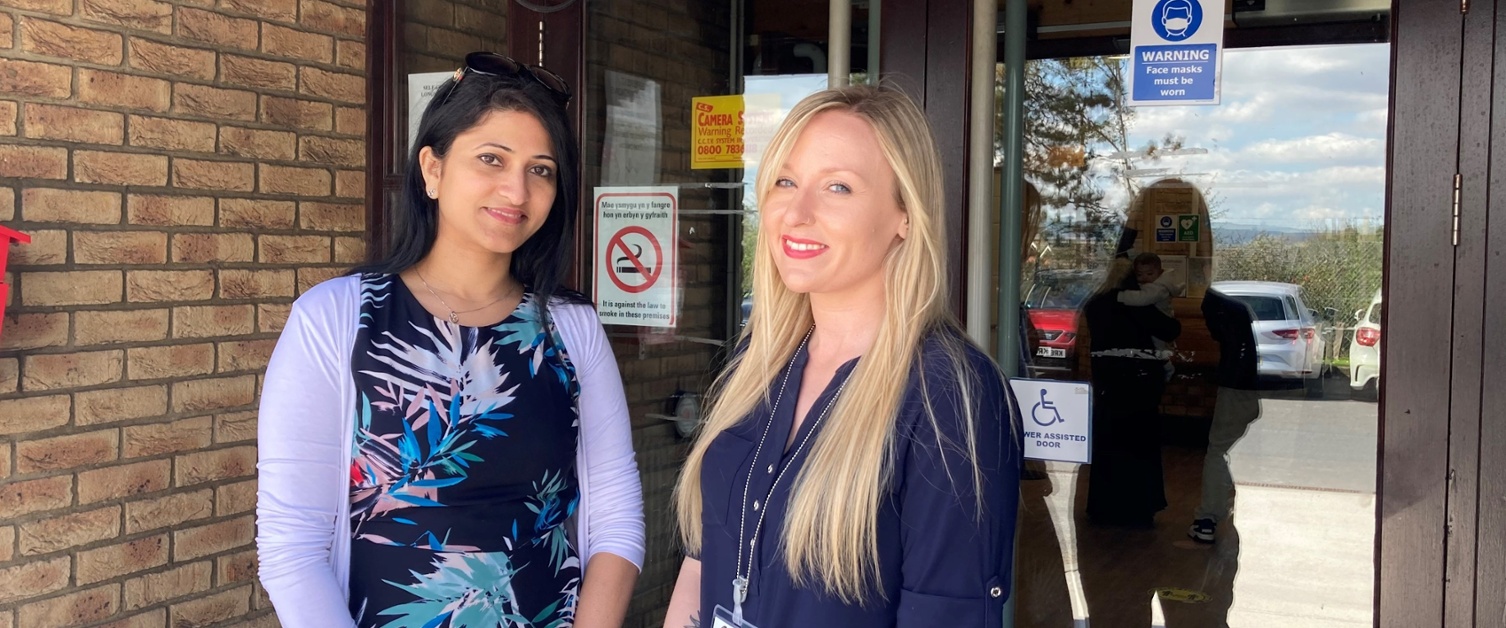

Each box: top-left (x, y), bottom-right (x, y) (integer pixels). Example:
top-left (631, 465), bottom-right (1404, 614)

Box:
top-left (1240, 133), bottom-right (1385, 165)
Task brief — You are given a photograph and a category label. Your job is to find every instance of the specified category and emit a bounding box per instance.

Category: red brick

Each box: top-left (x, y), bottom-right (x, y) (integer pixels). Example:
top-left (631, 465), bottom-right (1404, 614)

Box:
top-left (82, 0), bottom-right (174, 34)
top-left (127, 342), bottom-right (214, 380)
top-left (259, 164), bottom-right (331, 196)
top-left (0, 557), bottom-right (69, 604)
top-left (260, 96), bottom-right (331, 131)
top-left (215, 479), bottom-right (257, 516)
top-left (0, 395), bottom-right (70, 437)
top-left (4, 0), bottom-right (72, 16)
top-left (219, 198), bottom-right (294, 229)
top-left (75, 385), bottom-right (167, 426)
top-left (301, 0), bottom-right (366, 37)
top-left (219, 126), bottom-right (296, 160)
top-left (261, 23), bottom-right (332, 63)
top-left (298, 201), bottom-right (363, 231)
top-left (0, 58), bottom-right (72, 99)
top-left (223, 0), bottom-right (296, 22)
top-left (257, 303), bottom-right (291, 333)
top-left (96, 608), bottom-right (168, 628)
top-left (0, 358), bottom-right (16, 396)
top-left (213, 410), bottom-right (256, 444)
top-left (296, 266), bottom-right (344, 294)
top-left (173, 158), bottom-right (255, 192)
top-left (0, 525), bottom-right (12, 560)
top-left (23, 349), bottom-right (124, 391)
top-left (0, 13), bottom-right (10, 48)
top-left (0, 313), bottom-right (68, 351)
top-left (75, 150), bottom-right (170, 186)
top-left (128, 115), bottom-right (216, 152)
top-left (335, 168), bottom-right (365, 198)
top-left (74, 231), bottom-right (168, 265)
top-left (173, 305), bottom-right (254, 338)
top-left (122, 417), bottom-right (211, 459)
top-left (125, 269), bottom-right (214, 302)
top-left (21, 188), bottom-right (122, 224)
top-left (0, 144), bottom-right (67, 179)
top-left (127, 194), bottom-right (214, 227)
top-left (259, 234), bottom-right (330, 264)
top-left (335, 106), bottom-right (365, 136)
top-left (222, 54), bottom-right (297, 91)
top-left (76, 309), bottom-right (170, 345)
top-left (334, 236), bottom-right (366, 264)
top-left (172, 376), bottom-right (256, 413)
top-left (172, 232), bottom-right (255, 263)
top-left (216, 547), bottom-right (257, 585)
top-left (20, 270), bottom-right (123, 306)
top-left (219, 270), bottom-right (294, 300)
top-left (124, 489), bottom-right (211, 535)
top-left (17, 584), bottom-right (121, 627)
top-left (177, 7), bottom-right (258, 50)
top-left (16, 429), bottom-right (119, 473)
top-left (78, 459), bottom-right (171, 504)
top-left (299, 135), bottom-right (363, 167)
top-left (169, 585), bottom-right (250, 627)
top-left (171, 516), bottom-right (253, 561)
top-left (0, 102), bottom-right (14, 136)
top-left (80, 70), bottom-right (170, 112)
top-left (127, 36), bottom-right (213, 80)
top-left (77, 535), bottom-right (168, 584)
top-left (20, 18), bottom-right (124, 65)
top-left (9, 228), bottom-right (66, 265)
top-left (18, 506), bottom-right (120, 556)
top-left (299, 66), bottom-right (364, 103)
top-left (173, 83), bottom-right (258, 121)
top-left (123, 561), bottom-right (211, 610)
top-left (23, 103), bottom-right (124, 144)
top-left (336, 39), bottom-right (365, 70)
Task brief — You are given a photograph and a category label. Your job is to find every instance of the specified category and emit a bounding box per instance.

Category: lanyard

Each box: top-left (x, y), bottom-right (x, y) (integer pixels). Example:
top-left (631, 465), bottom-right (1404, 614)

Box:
top-left (731, 328), bottom-right (852, 624)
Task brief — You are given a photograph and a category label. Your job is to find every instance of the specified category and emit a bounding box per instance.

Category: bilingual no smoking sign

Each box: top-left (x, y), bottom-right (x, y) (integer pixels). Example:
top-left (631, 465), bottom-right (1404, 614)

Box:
top-left (593, 186), bottom-right (678, 328)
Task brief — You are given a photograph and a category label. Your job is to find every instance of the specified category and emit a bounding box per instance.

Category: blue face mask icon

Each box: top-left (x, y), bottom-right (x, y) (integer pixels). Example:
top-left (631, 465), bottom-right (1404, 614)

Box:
top-left (1156, 1), bottom-right (1192, 35)
top-left (1161, 0), bottom-right (1195, 37)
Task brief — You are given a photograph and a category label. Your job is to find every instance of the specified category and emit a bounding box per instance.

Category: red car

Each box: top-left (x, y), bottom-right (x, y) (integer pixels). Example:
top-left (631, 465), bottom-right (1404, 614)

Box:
top-left (1024, 270), bottom-right (1100, 374)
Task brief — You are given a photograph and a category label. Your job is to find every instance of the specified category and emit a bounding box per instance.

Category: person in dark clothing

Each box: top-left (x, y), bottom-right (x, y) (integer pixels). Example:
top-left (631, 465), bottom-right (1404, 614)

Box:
top-left (1187, 288), bottom-right (1263, 543)
top-left (1082, 258), bottom-right (1182, 527)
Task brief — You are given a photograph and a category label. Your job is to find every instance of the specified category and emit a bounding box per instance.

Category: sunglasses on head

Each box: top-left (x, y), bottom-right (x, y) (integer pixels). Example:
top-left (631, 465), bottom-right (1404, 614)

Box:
top-left (437, 51), bottom-right (572, 109)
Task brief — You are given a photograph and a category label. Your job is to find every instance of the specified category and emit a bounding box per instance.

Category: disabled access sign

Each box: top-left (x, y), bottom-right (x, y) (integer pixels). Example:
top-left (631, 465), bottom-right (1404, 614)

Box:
top-left (1009, 378), bottom-right (1092, 464)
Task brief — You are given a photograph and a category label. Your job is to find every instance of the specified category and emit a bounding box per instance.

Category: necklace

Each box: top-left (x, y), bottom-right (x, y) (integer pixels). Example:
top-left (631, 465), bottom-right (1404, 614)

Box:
top-left (414, 267), bottom-right (520, 325)
top-left (731, 327), bottom-right (853, 624)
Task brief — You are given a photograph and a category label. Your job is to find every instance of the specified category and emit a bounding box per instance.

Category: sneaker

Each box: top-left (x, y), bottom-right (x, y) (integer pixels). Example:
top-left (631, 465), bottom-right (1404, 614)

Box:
top-left (1188, 518), bottom-right (1216, 543)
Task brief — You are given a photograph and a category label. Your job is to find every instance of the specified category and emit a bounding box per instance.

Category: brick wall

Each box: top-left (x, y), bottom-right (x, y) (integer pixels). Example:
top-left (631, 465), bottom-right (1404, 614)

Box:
top-left (584, 2), bottom-right (735, 626)
top-left (0, 0), bottom-right (367, 626)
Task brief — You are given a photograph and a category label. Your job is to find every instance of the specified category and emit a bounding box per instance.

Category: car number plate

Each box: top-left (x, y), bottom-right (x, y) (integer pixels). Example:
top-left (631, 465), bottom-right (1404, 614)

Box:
top-left (1037, 347), bottom-right (1067, 358)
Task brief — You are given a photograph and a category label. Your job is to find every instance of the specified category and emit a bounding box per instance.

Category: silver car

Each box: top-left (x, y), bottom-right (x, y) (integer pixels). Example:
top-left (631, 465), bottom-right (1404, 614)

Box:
top-left (1210, 281), bottom-right (1328, 390)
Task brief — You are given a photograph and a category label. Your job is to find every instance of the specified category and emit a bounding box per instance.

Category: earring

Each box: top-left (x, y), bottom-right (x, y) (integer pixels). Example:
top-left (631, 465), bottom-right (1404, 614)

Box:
top-left (427, 188), bottom-right (437, 199)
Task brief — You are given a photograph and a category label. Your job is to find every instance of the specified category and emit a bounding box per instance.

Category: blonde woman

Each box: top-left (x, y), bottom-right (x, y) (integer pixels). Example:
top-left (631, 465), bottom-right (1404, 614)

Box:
top-left (663, 85), bottom-right (1022, 628)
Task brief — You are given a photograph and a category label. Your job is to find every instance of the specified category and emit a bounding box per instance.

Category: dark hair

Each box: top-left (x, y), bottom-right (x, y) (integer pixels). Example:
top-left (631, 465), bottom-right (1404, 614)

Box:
top-left (1133, 252), bottom-right (1163, 269)
top-left (354, 62), bottom-right (588, 307)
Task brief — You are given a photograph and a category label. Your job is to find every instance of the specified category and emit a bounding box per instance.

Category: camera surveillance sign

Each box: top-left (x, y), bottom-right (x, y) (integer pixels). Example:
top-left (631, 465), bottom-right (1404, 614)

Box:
top-left (1129, 0), bottom-right (1224, 106)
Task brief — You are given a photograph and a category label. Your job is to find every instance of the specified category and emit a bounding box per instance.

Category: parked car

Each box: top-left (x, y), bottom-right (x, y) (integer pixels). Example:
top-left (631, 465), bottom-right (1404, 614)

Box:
top-left (1349, 288), bottom-right (1382, 399)
top-left (1024, 269), bottom-right (1101, 371)
top-left (1210, 280), bottom-right (1327, 394)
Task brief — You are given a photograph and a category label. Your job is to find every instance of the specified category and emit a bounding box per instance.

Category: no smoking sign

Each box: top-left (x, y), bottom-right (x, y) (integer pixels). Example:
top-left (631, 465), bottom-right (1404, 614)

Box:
top-left (593, 187), bottom-right (678, 327)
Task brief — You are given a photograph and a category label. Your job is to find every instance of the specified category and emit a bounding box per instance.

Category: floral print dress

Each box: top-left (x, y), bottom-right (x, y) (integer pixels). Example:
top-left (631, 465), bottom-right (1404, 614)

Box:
top-left (347, 274), bottom-right (581, 628)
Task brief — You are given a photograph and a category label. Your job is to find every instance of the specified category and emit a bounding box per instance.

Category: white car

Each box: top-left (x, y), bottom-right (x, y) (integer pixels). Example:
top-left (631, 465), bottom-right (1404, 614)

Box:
top-left (1349, 288), bottom-right (1382, 399)
top-left (1210, 281), bottom-right (1328, 394)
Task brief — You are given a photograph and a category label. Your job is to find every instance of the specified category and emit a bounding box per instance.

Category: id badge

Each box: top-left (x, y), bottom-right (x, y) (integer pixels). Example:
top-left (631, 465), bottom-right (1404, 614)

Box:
top-left (712, 605), bottom-right (761, 628)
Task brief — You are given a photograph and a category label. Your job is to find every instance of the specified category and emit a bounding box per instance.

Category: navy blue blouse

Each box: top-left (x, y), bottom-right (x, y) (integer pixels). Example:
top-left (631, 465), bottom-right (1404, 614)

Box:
top-left (696, 329), bottom-right (1022, 627)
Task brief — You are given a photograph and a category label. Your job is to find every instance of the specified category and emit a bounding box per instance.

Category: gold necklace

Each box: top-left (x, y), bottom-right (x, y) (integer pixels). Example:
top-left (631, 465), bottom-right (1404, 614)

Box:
top-left (414, 268), bottom-right (520, 325)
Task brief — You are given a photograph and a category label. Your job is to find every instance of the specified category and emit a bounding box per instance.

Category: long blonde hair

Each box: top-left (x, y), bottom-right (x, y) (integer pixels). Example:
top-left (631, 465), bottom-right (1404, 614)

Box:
top-left (674, 85), bottom-right (987, 603)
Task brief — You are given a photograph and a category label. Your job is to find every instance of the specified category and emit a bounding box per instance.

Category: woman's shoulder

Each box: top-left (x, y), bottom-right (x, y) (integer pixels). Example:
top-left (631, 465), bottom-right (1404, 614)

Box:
top-left (905, 326), bottom-right (1008, 420)
top-left (290, 273), bottom-right (364, 316)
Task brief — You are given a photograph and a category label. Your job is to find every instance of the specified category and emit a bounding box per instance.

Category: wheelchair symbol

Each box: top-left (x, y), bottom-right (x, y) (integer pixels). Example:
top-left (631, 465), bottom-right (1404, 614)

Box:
top-left (1031, 388), bottom-right (1064, 427)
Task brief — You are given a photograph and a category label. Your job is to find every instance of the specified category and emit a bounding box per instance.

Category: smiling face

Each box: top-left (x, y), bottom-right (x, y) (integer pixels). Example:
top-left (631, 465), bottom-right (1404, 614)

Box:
top-left (420, 109), bottom-right (557, 259)
top-left (761, 110), bottom-right (909, 303)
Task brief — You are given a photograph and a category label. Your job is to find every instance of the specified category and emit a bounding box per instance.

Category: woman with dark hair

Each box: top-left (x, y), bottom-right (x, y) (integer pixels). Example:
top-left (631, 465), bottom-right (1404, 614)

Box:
top-left (256, 52), bottom-right (645, 628)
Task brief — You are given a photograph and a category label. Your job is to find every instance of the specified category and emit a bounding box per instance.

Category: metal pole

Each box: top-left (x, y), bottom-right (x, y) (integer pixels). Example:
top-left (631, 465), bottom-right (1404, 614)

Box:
top-left (829, 0), bottom-right (851, 87)
top-left (997, 0), bottom-right (1025, 379)
top-left (867, 0), bottom-right (881, 84)
top-left (965, 0), bottom-right (998, 348)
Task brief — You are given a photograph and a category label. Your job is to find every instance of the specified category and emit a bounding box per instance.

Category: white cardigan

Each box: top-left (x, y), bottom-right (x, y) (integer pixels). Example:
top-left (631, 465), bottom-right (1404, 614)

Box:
top-left (255, 275), bottom-right (645, 627)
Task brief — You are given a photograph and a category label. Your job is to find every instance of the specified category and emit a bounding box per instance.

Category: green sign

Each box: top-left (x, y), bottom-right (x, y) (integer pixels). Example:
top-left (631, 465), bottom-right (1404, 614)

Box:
top-left (1177, 214), bottom-right (1201, 242)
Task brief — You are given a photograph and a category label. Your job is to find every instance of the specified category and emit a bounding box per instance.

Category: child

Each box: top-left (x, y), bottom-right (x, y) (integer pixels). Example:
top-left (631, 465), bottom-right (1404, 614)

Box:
top-left (1119, 252), bottom-right (1183, 379)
